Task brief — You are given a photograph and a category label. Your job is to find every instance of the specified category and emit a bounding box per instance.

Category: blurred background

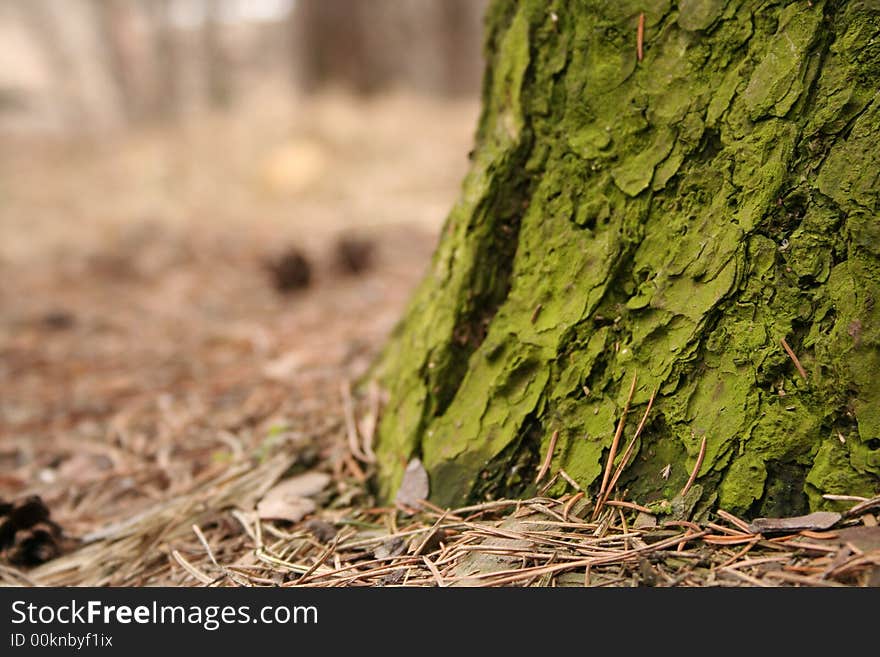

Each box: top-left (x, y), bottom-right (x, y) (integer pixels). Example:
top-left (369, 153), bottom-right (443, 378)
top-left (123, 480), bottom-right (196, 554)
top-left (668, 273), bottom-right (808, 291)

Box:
top-left (0, 0), bottom-right (488, 548)
top-left (0, 0), bottom-right (487, 259)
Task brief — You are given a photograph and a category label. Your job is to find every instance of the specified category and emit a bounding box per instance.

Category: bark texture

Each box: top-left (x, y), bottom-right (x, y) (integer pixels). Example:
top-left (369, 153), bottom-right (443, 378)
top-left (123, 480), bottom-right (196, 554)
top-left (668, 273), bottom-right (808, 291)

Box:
top-left (375, 0), bottom-right (880, 516)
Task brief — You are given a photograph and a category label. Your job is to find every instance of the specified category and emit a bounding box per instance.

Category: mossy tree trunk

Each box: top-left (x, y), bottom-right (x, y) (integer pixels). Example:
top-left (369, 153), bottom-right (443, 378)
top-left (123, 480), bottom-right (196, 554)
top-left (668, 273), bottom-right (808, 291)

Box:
top-left (375, 0), bottom-right (880, 517)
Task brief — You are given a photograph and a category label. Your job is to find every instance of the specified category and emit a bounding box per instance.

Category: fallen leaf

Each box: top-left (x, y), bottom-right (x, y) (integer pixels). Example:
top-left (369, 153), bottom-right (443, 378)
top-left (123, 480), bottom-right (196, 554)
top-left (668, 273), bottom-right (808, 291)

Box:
top-left (749, 511), bottom-right (841, 534)
top-left (257, 472), bottom-right (330, 523)
top-left (257, 496), bottom-right (315, 523)
top-left (265, 471), bottom-right (330, 499)
top-left (395, 458), bottom-right (429, 508)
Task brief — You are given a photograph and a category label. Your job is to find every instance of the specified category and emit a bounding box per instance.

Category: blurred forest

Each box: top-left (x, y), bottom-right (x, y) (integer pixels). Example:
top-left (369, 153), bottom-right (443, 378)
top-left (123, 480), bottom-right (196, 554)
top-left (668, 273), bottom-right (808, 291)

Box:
top-left (0, 0), bottom-right (487, 134)
top-left (0, 0), bottom-right (487, 264)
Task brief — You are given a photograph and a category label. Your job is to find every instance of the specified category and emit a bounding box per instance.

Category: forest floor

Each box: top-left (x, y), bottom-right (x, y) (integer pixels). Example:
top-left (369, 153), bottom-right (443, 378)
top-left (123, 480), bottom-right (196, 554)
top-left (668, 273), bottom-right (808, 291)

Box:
top-left (1, 92), bottom-right (878, 587)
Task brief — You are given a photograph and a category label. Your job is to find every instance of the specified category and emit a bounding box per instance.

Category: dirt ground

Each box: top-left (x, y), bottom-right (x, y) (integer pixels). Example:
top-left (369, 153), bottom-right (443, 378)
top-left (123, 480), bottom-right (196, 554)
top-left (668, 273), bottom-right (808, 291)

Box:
top-left (2, 91), bottom-right (878, 587)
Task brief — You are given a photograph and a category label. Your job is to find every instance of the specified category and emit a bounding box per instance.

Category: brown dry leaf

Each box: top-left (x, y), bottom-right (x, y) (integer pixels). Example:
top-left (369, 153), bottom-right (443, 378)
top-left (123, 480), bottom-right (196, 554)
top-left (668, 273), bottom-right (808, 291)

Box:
top-left (257, 472), bottom-right (330, 523)
top-left (749, 511), bottom-right (841, 534)
top-left (395, 458), bottom-right (429, 508)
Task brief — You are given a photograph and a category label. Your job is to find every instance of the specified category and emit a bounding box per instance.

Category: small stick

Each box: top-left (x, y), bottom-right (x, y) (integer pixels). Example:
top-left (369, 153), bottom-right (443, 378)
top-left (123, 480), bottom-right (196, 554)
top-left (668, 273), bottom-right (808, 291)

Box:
top-left (171, 550), bottom-right (214, 585)
top-left (637, 12), bottom-right (645, 62)
top-left (680, 435), bottom-right (706, 497)
top-left (535, 429), bottom-right (560, 484)
top-left (342, 451), bottom-right (367, 482)
top-left (360, 380), bottom-right (381, 463)
top-left (604, 500), bottom-right (652, 514)
top-left (558, 468), bottom-right (583, 492)
top-left (706, 521), bottom-right (749, 537)
top-left (422, 555), bottom-right (446, 587)
top-left (703, 534), bottom-right (760, 545)
top-left (595, 387), bottom-right (656, 518)
top-left (799, 530), bottom-right (839, 540)
top-left (341, 381), bottom-right (369, 462)
top-left (822, 494), bottom-right (868, 502)
top-left (530, 303), bottom-right (543, 324)
top-left (537, 472), bottom-right (559, 496)
top-left (663, 520), bottom-right (702, 532)
top-left (192, 524), bottom-right (219, 568)
top-left (716, 509), bottom-right (752, 533)
top-left (598, 373), bottom-right (638, 497)
top-left (412, 511), bottom-right (448, 556)
top-left (604, 389), bottom-right (656, 493)
top-left (297, 536), bottom-right (340, 584)
top-left (780, 338), bottom-right (808, 380)
top-left (562, 491), bottom-right (585, 521)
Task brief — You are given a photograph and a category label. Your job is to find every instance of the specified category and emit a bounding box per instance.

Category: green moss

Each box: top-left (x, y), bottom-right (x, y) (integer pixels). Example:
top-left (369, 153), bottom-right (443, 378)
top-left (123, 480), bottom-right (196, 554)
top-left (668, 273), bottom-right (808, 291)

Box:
top-left (677, 0), bottom-right (727, 32)
top-left (719, 452), bottom-right (766, 512)
top-left (375, 0), bottom-right (880, 515)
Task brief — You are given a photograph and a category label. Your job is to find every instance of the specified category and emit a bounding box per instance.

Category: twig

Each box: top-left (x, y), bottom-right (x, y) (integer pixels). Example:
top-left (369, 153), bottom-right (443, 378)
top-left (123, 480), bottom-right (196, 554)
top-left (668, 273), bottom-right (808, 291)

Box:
top-left (843, 495), bottom-right (880, 517)
top-left (604, 500), bottom-right (652, 514)
top-left (780, 338), bottom-right (808, 380)
top-left (341, 381), bottom-right (370, 463)
top-left (822, 494), bottom-right (868, 502)
top-left (706, 522), bottom-right (749, 537)
top-left (703, 534), bottom-right (760, 545)
top-left (296, 536), bottom-right (340, 584)
top-left (412, 511), bottom-right (448, 556)
top-left (596, 387), bottom-right (656, 516)
top-left (359, 380), bottom-right (381, 463)
top-left (171, 550), bottom-right (214, 585)
top-left (680, 435), bottom-right (707, 497)
top-left (192, 524), bottom-right (219, 568)
top-left (637, 12), bottom-right (645, 62)
top-left (598, 373), bottom-right (638, 499)
top-left (535, 430), bottom-right (560, 484)
top-left (716, 509), bottom-right (752, 533)
top-left (715, 538), bottom-right (761, 569)
top-left (562, 492), bottom-right (585, 521)
top-left (422, 555), bottom-right (445, 587)
top-left (530, 303), bottom-right (543, 324)
top-left (558, 468), bottom-right (583, 492)
top-left (537, 472), bottom-right (560, 496)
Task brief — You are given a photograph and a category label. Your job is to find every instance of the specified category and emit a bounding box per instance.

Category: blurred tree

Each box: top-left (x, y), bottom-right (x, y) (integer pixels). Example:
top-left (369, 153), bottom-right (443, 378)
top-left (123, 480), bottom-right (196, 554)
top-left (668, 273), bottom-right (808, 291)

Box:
top-left (374, 1), bottom-right (880, 518)
top-left (202, 0), bottom-right (232, 109)
top-left (291, 0), bottom-right (488, 95)
top-left (92, 0), bottom-right (142, 120)
top-left (15, 0), bottom-right (122, 130)
top-left (143, 0), bottom-right (181, 119)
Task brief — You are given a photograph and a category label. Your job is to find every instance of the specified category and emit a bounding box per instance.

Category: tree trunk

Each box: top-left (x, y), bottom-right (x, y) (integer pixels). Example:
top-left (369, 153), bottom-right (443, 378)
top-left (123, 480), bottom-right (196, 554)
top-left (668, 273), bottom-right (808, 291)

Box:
top-left (290, 0), bottom-right (488, 95)
top-left (202, 0), bottom-right (232, 109)
top-left (375, 0), bottom-right (880, 517)
top-left (145, 0), bottom-right (180, 120)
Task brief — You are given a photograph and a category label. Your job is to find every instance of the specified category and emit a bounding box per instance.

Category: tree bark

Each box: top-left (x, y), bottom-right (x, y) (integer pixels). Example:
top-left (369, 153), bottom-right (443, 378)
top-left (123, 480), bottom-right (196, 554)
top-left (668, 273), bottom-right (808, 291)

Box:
top-left (375, 0), bottom-right (880, 517)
